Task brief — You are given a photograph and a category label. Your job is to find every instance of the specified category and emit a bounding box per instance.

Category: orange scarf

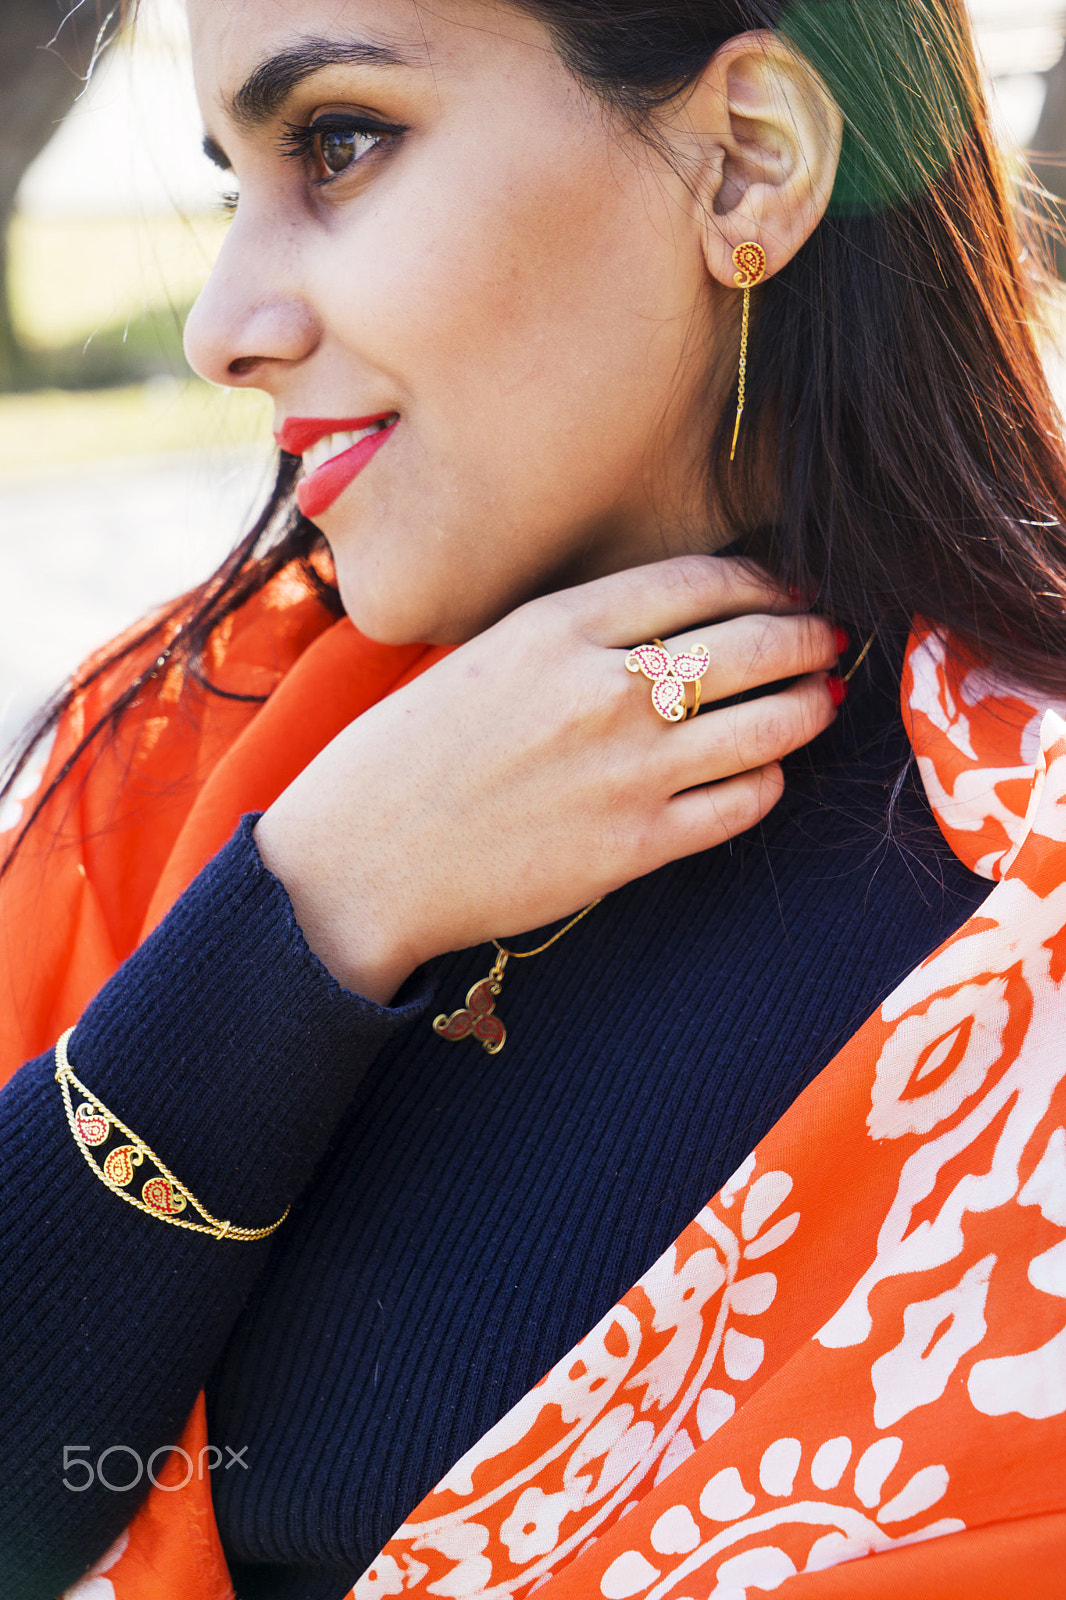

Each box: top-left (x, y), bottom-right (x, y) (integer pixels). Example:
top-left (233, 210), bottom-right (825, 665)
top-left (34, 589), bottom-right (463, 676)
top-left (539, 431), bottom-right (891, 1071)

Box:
top-left (4, 570), bottom-right (1065, 1599)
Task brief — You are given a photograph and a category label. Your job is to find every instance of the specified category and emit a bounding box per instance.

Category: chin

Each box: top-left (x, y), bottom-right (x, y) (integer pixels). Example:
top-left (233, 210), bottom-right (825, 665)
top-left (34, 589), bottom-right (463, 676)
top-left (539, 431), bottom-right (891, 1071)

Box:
top-left (334, 574), bottom-right (490, 649)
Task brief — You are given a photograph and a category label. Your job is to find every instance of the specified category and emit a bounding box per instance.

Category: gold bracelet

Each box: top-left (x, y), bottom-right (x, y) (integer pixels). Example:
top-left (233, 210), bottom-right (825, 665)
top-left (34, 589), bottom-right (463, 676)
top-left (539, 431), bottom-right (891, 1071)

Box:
top-left (54, 1028), bottom-right (289, 1242)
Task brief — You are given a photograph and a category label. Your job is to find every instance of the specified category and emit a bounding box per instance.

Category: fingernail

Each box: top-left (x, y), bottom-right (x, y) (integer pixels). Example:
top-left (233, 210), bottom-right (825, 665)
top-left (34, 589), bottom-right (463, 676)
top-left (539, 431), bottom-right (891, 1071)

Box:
top-left (787, 585), bottom-right (803, 604)
top-left (828, 673), bottom-right (848, 708)
top-left (833, 626), bottom-right (850, 656)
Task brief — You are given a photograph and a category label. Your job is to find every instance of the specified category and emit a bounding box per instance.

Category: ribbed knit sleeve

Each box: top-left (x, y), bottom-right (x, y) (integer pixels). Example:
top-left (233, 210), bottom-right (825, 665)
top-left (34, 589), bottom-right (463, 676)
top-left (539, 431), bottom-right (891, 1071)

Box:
top-left (0, 815), bottom-right (435, 1599)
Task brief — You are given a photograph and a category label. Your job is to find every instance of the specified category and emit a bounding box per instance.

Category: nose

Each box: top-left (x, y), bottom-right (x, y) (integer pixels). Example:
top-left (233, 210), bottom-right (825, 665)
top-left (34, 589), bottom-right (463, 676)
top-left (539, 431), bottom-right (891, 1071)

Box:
top-left (183, 212), bottom-right (320, 388)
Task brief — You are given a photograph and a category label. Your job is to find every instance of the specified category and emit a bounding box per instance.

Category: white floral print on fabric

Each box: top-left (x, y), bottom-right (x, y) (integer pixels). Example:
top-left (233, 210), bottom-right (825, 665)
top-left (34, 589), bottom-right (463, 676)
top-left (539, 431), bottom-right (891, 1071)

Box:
top-left (818, 722), bottom-right (1066, 1370)
top-left (904, 633), bottom-right (1066, 880)
top-left (969, 1122), bottom-right (1066, 1421)
top-left (594, 1428), bottom-right (963, 1600)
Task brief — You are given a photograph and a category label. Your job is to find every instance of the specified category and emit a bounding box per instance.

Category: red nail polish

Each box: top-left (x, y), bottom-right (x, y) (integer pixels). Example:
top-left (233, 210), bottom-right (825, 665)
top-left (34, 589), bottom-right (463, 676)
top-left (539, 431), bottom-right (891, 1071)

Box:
top-left (834, 626), bottom-right (850, 655)
top-left (828, 674), bottom-right (848, 708)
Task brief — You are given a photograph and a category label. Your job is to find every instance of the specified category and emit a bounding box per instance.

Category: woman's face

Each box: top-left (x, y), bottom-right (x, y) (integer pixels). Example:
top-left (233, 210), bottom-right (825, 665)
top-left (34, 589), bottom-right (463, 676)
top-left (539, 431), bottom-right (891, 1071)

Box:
top-left (184, 0), bottom-right (732, 644)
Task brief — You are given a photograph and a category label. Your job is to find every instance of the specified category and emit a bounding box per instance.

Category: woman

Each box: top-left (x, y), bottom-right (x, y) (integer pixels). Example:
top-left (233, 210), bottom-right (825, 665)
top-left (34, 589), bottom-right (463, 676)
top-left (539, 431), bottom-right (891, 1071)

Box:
top-left (2, 0), bottom-right (1065, 1595)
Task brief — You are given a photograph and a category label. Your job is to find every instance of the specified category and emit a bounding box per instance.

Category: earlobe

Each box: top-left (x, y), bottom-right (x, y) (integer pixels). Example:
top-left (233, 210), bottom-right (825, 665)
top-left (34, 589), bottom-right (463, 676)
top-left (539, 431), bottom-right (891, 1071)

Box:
top-left (687, 31), bottom-right (843, 288)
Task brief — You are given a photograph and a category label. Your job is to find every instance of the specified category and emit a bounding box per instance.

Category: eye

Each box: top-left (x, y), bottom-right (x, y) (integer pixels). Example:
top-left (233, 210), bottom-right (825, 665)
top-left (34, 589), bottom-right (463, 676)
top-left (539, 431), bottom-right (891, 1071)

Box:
top-left (318, 124), bottom-right (376, 175)
top-left (281, 114), bottom-right (405, 184)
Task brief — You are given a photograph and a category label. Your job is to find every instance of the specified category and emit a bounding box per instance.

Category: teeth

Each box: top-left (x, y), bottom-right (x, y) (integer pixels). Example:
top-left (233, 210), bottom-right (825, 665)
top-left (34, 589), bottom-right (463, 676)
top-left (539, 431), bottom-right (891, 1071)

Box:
top-left (302, 417), bottom-right (393, 475)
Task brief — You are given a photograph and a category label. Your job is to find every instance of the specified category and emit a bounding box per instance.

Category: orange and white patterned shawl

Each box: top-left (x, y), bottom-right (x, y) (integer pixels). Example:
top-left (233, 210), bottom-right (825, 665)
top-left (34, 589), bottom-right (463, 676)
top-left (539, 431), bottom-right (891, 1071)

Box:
top-left (3, 571), bottom-right (1065, 1600)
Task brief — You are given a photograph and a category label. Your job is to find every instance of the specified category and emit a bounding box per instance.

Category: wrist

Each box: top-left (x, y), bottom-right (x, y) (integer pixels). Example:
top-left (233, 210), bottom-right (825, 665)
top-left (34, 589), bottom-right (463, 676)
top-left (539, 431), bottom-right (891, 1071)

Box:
top-left (253, 810), bottom-right (422, 1005)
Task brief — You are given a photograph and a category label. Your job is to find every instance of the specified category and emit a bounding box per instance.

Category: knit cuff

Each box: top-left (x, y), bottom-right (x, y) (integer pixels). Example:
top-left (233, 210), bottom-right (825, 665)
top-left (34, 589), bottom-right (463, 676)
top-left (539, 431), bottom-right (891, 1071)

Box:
top-left (69, 814), bottom-right (436, 1228)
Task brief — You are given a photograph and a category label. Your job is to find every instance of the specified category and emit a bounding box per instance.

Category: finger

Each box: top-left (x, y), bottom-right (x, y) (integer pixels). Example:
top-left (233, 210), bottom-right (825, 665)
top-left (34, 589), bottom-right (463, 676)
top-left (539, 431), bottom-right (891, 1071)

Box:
top-left (661, 613), bottom-right (839, 701)
top-left (663, 672), bottom-right (837, 788)
top-left (660, 763), bottom-right (787, 862)
top-left (560, 554), bottom-right (798, 645)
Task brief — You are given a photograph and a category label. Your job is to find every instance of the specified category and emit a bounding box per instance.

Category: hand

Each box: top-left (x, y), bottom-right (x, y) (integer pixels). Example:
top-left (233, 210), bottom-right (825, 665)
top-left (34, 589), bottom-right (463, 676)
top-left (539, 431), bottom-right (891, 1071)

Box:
top-left (254, 556), bottom-right (841, 1001)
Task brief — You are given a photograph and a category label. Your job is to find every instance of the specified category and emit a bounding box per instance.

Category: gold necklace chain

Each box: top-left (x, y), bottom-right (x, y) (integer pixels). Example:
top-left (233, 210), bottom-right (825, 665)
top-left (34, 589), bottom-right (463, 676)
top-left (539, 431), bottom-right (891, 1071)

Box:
top-left (492, 898), bottom-right (603, 962)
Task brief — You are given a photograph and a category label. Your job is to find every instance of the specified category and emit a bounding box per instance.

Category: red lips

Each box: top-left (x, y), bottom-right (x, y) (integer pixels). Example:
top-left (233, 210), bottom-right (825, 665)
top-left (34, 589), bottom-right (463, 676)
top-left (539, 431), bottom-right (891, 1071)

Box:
top-left (274, 414), bottom-right (395, 456)
top-left (274, 413), bottom-right (399, 519)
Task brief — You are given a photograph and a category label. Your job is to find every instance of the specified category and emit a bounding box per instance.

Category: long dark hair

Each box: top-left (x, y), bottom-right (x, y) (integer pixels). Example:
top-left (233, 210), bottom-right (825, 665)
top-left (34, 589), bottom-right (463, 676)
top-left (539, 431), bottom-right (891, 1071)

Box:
top-left (3, 0), bottom-right (1065, 870)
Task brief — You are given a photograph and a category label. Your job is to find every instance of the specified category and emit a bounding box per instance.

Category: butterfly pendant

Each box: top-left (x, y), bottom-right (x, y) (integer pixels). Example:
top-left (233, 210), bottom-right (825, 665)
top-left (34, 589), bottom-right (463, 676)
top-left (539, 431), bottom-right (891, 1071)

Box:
top-left (625, 640), bottom-right (711, 722)
top-left (433, 972), bottom-right (507, 1055)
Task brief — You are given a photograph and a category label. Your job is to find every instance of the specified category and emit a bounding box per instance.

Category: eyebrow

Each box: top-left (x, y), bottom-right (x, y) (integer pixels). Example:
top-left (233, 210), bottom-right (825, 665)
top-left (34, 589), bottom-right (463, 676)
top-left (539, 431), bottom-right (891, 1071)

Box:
top-left (226, 36), bottom-right (418, 129)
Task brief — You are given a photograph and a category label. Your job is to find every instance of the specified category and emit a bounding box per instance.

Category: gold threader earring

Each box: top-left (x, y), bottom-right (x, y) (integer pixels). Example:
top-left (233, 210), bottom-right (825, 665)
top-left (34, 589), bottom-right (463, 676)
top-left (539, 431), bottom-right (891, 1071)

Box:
top-left (730, 241), bottom-right (767, 462)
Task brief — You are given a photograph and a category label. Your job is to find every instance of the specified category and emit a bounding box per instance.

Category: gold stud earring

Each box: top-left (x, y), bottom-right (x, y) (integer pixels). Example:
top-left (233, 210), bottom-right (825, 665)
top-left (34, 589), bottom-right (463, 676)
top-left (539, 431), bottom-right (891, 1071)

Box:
top-left (730, 242), bottom-right (767, 462)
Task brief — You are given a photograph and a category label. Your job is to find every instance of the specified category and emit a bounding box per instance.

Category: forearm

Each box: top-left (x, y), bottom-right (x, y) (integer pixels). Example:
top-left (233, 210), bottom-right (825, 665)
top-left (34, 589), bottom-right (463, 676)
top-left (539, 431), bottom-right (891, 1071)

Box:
top-left (0, 816), bottom-right (433, 1597)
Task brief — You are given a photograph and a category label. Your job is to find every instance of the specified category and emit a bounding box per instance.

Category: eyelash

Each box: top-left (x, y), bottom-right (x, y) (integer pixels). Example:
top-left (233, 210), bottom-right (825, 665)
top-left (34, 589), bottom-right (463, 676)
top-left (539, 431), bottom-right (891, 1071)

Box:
top-left (280, 113), bottom-right (405, 182)
top-left (214, 113), bottom-right (404, 217)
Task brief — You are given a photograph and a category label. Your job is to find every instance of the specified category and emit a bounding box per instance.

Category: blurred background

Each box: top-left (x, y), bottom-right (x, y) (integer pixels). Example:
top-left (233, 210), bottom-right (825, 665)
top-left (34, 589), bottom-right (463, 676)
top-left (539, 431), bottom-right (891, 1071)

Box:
top-left (0, 0), bottom-right (1065, 758)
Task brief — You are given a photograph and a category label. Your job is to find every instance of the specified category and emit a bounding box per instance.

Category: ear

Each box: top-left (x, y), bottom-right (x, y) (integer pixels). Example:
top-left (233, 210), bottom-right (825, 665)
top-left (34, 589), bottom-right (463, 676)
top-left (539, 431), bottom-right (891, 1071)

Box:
top-left (677, 31), bottom-right (843, 286)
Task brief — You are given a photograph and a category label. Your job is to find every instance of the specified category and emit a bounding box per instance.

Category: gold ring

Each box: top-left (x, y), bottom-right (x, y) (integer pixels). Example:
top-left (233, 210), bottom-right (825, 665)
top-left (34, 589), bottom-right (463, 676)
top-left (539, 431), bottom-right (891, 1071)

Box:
top-left (625, 638), bottom-right (711, 723)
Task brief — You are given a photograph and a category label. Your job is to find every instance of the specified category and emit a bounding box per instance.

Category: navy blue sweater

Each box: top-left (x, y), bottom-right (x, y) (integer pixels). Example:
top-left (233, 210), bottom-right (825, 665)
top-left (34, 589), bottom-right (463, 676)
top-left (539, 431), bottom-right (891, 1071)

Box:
top-left (0, 641), bottom-right (988, 1600)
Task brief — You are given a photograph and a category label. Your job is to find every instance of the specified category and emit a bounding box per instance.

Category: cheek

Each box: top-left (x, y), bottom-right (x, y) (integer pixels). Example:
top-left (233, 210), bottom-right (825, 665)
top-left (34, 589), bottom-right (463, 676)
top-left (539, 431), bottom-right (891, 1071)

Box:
top-left (321, 124), bottom-right (706, 480)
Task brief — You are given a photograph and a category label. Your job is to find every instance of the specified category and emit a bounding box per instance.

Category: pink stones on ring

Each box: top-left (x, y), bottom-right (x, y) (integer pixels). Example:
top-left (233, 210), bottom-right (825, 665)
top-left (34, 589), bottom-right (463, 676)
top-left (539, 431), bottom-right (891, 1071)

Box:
top-left (627, 642), bottom-right (672, 681)
top-left (626, 640), bottom-right (711, 723)
top-left (652, 676), bottom-right (687, 720)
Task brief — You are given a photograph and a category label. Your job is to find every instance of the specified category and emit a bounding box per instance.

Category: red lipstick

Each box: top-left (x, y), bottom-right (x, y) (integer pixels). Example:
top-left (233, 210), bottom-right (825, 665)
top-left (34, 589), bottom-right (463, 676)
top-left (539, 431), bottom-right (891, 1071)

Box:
top-left (275, 413), bottom-right (398, 519)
